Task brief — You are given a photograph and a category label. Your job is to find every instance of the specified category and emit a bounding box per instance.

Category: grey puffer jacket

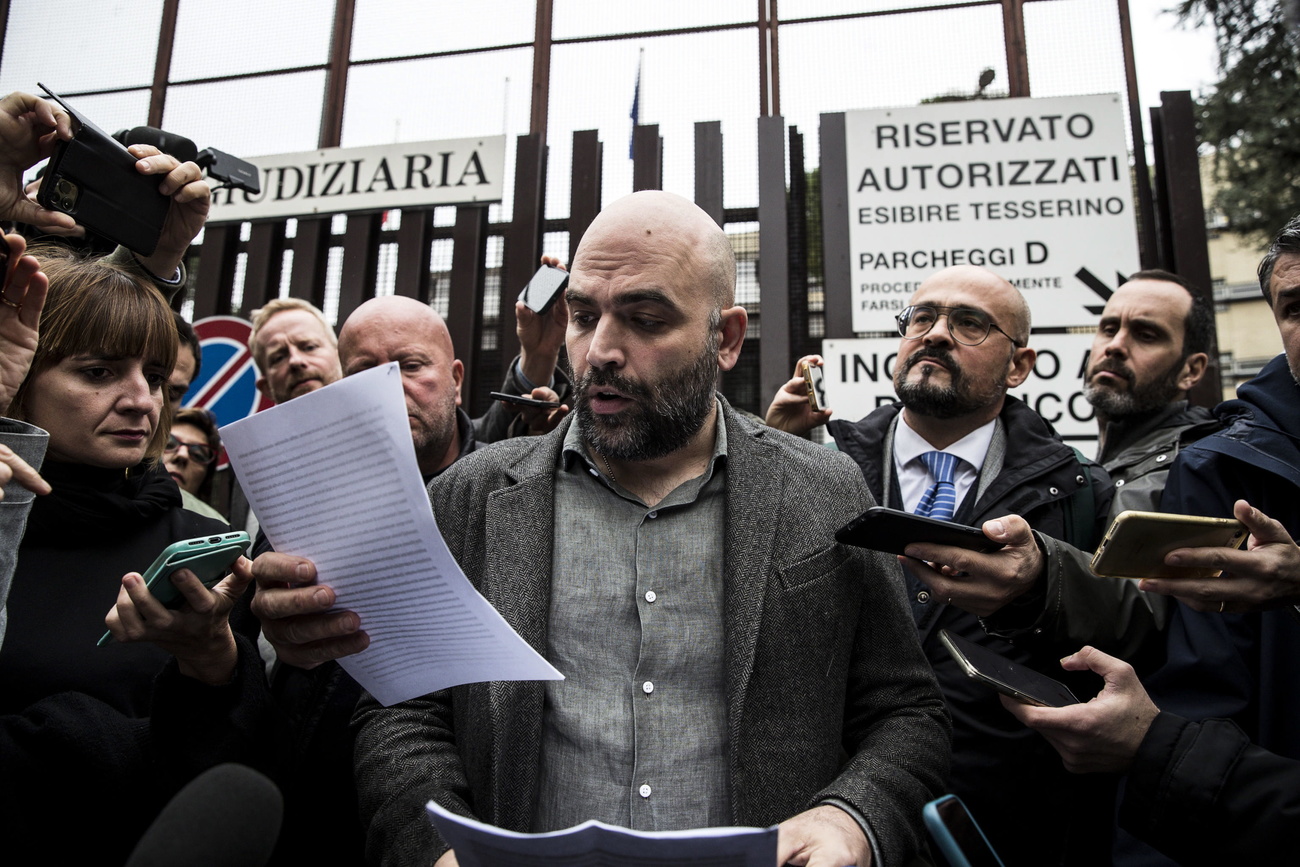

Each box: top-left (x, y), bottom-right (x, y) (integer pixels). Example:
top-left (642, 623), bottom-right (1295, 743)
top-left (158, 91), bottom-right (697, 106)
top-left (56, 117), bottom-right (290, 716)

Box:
top-left (1096, 400), bottom-right (1220, 517)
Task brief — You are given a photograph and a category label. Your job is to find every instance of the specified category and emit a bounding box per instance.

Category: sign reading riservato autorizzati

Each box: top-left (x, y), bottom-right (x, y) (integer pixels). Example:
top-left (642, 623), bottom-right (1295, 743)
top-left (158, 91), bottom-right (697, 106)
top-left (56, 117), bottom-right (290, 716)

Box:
top-left (844, 94), bottom-right (1140, 333)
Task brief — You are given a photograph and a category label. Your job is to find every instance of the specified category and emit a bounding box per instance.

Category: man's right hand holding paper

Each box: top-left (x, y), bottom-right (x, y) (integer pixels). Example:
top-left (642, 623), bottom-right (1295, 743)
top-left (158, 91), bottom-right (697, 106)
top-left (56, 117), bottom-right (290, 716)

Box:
top-left (244, 552), bottom-right (371, 669)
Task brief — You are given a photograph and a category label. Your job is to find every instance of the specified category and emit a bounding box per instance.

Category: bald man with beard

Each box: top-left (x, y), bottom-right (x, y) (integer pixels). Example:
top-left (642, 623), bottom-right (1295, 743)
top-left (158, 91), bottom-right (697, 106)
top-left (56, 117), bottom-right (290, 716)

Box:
top-left (769, 266), bottom-right (1144, 865)
top-left (349, 191), bottom-right (948, 867)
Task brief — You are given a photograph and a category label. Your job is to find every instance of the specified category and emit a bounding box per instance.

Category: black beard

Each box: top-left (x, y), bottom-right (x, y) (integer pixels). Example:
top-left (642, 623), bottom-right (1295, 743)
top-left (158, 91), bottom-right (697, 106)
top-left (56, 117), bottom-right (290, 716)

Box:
top-left (572, 335), bottom-right (720, 462)
top-left (1084, 357), bottom-right (1184, 420)
top-left (894, 345), bottom-right (1004, 419)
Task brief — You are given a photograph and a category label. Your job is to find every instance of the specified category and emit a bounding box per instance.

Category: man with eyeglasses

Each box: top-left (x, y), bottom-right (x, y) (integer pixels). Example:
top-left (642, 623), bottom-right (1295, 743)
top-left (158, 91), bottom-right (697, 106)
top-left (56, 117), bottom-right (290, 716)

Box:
top-left (769, 265), bottom-right (1126, 865)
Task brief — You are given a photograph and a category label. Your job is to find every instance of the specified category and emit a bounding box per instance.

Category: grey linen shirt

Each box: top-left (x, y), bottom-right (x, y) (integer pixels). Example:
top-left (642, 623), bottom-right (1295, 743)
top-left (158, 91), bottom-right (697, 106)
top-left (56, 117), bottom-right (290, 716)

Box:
top-left (533, 407), bottom-right (730, 832)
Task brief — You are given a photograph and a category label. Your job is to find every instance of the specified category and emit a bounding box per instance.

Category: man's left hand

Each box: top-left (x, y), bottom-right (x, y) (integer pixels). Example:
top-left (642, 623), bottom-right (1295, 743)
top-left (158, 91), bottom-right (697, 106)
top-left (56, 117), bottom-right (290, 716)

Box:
top-left (126, 144), bottom-right (211, 280)
top-left (1001, 645), bottom-right (1158, 774)
top-left (777, 804), bottom-right (872, 867)
top-left (903, 514), bottom-right (1044, 617)
top-left (1139, 499), bottom-right (1300, 612)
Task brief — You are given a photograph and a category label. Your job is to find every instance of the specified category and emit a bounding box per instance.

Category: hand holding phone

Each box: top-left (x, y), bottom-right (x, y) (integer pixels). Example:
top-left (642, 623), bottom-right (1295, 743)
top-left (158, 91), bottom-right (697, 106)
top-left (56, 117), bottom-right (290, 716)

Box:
top-left (939, 629), bottom-right (1080, 708)
top-left (489, 391), bottom-right (562, 409)
top-left (98, 531), bottom-right (250, 646)
top-left (836, 506), bottom-right (1005, 557)
top-left (1091, 510), bottom-right (1247, 580)
top-left (0, 91), bottom-right (76, 230)
top-left (518, 264), bottom-right (569, 315)
top-left (36, 84), bottom-right (171, 255)
top-left (799, 359), bottom-right (827, 412)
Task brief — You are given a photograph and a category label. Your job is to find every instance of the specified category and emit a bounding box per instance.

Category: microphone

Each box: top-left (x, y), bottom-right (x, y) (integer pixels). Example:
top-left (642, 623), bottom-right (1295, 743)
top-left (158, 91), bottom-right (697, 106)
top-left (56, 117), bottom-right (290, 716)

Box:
top-left (124, 763), bottom-right (283, 867)
top-left (113, 126), bottom-right (200, 164)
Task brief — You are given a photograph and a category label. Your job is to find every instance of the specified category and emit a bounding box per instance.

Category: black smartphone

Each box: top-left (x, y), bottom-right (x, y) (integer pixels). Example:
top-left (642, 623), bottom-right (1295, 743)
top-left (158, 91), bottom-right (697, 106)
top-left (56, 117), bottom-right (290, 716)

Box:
top-left (518, 264), bottom-right (569, 314)
top-left (923, 794), bottom-right (1006, 867)
top-left (35, 84), bottom-right (170, 255)
top-left (489, 391), bottom-right (561, 409)
top-left (939, 629), bottom-right (1080, 708)
top-left (835, 506), bottom-right (1005, 557)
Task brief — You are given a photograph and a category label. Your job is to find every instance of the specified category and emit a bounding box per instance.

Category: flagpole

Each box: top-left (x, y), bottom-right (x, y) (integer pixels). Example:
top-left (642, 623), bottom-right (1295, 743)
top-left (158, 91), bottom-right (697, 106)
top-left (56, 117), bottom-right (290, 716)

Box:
top-left (629, 48), bottom-right (644, 160)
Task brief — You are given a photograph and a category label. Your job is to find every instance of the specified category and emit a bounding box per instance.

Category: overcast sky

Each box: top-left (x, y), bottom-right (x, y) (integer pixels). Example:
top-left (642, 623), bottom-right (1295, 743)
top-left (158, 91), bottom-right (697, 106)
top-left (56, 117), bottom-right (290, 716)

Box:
top-left (0, 0), bottom-right (1221, 218)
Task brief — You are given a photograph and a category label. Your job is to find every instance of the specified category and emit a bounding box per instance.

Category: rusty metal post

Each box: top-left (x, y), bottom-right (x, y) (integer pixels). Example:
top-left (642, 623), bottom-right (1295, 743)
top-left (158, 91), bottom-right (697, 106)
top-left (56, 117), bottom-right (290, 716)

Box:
top-left (1001, 0), bottom-right (1031, 97)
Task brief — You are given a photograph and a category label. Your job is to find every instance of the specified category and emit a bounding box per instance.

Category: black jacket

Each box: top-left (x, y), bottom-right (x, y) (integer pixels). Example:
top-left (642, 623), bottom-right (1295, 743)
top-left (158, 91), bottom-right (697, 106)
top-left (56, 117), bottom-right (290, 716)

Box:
top-left (1120, 713), bottom-right (1300, 866)
top-left (1152, 354), bottom-right (1300, 759)
top-left (829, 397), bottom-right (1118, 867)
top-left (0, 460), bottom-right (271, 865)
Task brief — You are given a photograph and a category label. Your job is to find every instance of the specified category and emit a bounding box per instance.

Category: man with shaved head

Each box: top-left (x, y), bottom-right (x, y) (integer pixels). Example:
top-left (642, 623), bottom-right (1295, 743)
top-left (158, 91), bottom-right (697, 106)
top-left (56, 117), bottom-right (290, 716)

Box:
top-left (249, 295), bottom-right (484, 866)
top-left (338, 295), bottom-right (479, 479)
top-left (349, 191), bottom-right (948, 867)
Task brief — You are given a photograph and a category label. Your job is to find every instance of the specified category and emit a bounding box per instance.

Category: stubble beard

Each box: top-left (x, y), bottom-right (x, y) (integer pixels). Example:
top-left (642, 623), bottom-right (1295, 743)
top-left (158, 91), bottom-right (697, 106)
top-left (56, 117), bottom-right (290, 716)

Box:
top-left (1084, 356), bottom-right (1185, 421)
top-left (573, 331), bottom-right (721, 462)
top-left (410, 390), bottom-right (460, 472)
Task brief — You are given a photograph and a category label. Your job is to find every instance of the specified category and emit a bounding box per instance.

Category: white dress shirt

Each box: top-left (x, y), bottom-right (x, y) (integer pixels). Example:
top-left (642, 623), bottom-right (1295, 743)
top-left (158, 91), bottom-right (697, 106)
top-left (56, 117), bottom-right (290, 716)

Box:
top-left (893, 415), bottom-right (997, 515)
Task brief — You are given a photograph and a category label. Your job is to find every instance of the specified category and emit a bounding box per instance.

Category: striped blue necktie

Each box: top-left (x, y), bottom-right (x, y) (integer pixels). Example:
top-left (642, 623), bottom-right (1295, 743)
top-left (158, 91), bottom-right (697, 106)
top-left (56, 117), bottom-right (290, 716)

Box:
top-left (915, 451), bottom-right (959, 521)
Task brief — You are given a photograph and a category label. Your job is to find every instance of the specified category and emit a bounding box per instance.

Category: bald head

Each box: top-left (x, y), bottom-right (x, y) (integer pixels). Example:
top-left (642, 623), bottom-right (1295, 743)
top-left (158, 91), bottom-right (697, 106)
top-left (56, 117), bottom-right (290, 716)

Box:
top-left (339, 295), bottom-right (455, 365)
top-left (573, 191), bottom-right (736, 309)
top-left (338, 295), bottom-right (465, 476)
top-left (911, 266), bottom-right (1031, 345)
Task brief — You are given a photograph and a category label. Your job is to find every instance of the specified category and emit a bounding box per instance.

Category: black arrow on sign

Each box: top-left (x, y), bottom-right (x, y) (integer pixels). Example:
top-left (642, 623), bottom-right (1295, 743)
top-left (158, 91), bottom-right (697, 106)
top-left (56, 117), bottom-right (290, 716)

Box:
top-left (1074, 268), bottom-right (1128, 315)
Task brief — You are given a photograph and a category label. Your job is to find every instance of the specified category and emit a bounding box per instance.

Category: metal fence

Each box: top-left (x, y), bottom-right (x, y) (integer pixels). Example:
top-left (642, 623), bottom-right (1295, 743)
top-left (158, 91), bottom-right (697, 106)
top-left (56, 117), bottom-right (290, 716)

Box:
top-left (0, 0), bottom-right (1157, 416)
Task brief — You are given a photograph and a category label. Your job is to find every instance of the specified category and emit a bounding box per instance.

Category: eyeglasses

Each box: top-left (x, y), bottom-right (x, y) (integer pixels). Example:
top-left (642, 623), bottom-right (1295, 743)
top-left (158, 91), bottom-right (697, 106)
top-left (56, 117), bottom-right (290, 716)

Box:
top-left (164, 434), bottom-right (215, 465)
top-left (896, 305), bottom-right (1024, 347)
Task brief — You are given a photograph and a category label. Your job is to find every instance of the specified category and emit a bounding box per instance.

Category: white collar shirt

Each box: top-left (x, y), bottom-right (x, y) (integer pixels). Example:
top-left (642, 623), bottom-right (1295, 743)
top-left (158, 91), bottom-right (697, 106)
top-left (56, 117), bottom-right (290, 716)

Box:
top-left (893, 415), bottom-right (997, 515)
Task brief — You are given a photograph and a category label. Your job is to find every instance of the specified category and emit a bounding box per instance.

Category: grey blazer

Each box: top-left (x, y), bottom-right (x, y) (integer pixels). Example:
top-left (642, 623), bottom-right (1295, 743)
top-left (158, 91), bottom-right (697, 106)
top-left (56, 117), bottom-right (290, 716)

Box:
top-left (353, 400), bottom-right (950, 866)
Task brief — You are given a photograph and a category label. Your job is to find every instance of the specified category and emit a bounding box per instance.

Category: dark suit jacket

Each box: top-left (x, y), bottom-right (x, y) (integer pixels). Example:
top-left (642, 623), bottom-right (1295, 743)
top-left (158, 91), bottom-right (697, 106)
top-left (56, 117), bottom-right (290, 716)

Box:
top-left (353, 400), bottom-right (950, 866)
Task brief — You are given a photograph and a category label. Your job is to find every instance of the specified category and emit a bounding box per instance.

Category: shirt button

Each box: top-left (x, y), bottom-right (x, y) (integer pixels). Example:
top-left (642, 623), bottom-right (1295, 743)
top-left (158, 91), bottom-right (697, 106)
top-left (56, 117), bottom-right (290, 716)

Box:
top-left (647, 510), bottom-right (658, 519)
top-left (642, 681), bottom-right (654, 694)
top-left (639, 784), bottom-right (652, 798)
top-left (644, 590), bottom-right (657, 603)
top-left (916, 590), bottom-right (930, 604)
top-left (1049, 486), bottom-right (1060, 496)
top-left (1115, 479), bottom-right (1126, 487)
top-left (1156, 454), bottom-right (1168, 463)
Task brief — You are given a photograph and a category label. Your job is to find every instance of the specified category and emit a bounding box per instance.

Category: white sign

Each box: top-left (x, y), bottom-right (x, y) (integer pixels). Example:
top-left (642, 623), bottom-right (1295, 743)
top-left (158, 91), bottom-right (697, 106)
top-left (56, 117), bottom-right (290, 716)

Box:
top-left (208, 135), bottom-right (507, 223)
top-left (821, 334), bottom-right (1100, 451)
top-left (844, 94), bottom-right (1140, 332)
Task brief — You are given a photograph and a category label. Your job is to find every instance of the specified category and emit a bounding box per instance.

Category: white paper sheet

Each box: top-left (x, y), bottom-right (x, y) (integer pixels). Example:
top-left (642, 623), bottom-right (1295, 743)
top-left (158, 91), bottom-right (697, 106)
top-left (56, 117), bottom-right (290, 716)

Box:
top-left (219, 363), bottom-right (562, 705)
top-left (425, 800), bottom-right (778, 867)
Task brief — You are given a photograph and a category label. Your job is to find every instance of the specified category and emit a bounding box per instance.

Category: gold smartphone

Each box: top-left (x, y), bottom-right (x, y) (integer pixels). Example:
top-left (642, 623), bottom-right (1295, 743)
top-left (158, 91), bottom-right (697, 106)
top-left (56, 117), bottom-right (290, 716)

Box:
top-left (799, 360), bottom-right (826, 412)
top-left (1090, 510), bottom-right (1248, 580)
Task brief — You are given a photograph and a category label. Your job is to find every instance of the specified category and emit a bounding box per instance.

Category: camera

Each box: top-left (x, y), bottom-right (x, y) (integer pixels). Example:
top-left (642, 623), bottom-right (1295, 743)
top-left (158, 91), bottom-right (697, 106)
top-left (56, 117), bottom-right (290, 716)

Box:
top-left (113, 127), bottom-right (261, 196)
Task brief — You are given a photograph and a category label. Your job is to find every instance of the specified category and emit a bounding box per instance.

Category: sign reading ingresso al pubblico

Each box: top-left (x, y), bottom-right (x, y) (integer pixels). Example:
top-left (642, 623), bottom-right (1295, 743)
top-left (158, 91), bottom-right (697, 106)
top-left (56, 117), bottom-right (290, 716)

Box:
top-left (843, 93), bottom-right (1140, 333)
top-left (207, 135), bottom-right (507, 223)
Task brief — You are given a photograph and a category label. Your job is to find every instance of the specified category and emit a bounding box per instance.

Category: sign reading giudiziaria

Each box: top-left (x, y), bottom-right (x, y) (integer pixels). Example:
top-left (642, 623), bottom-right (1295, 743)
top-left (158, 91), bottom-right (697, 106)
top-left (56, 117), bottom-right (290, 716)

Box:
top-left (844, 94), bottom-right (1140, 332)
top-left (207, 135), bottom-right (506, 223)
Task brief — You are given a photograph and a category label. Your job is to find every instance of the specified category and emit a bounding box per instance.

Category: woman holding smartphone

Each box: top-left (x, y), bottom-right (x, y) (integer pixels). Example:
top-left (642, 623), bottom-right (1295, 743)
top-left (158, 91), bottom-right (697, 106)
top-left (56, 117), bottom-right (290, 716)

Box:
top-left (0, 245), bottom-right (269, 863)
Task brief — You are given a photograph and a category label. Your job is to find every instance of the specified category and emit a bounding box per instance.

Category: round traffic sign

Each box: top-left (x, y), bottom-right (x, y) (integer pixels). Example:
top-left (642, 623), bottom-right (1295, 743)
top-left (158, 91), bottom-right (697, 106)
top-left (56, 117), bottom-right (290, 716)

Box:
top-left (184, 315), bottom-right (274, 428)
